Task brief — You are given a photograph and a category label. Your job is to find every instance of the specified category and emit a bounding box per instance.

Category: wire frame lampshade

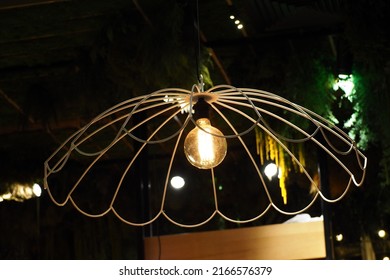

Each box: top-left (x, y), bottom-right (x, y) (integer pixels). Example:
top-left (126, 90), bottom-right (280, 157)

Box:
top-left (44, 82), bottom-right (367, 228)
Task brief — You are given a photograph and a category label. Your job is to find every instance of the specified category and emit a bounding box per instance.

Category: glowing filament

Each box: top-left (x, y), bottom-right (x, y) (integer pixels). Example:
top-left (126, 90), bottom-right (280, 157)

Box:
top-left (198, 126), bottom-right (214, 164)
top-left (184, 118), bottom-right (227, 169)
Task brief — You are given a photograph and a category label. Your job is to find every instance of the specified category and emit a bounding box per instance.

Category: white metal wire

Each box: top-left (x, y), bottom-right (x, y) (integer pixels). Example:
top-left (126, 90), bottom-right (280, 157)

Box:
top-left (44, 84), bottom-right (367, 227)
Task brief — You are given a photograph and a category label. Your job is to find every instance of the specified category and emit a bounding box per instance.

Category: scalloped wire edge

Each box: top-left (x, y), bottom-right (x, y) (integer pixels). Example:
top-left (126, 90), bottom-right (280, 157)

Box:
top-left (44, 85), bottom-right (367, 227)
top-left (213, 92), bottom-right (366, 186)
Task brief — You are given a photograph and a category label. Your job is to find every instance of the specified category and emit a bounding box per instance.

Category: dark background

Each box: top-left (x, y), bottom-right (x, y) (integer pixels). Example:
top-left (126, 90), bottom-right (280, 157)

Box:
top-left (0, 0), bottom-right (389, 259)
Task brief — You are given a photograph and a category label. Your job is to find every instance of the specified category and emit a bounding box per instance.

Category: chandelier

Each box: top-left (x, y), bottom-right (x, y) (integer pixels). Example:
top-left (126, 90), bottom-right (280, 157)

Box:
top-left (43, 77), bottom-right (367, 228)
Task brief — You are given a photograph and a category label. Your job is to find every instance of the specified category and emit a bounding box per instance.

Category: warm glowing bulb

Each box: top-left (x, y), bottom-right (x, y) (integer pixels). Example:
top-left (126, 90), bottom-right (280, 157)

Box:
top-left (378, 229), bottom-right (386, 238)
top-left (184, 118), bottom-right (227, 169)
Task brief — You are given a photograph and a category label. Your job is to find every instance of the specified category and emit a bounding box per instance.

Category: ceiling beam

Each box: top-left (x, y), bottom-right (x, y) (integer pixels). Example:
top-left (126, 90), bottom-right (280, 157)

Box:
top-left (0, 87), bottom-right (34, 123)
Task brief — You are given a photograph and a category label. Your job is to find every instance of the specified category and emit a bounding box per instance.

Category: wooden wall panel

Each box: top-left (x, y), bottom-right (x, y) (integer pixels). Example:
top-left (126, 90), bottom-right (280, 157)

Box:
top-left (144, 221), bottom-right (326, 260)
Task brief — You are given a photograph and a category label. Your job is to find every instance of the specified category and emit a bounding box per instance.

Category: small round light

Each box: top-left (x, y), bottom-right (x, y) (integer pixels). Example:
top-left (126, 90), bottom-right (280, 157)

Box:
top-left (378, 229), bottom-right (386, 238)
top-left (264, 163), bottom-right (278, 180)
top-left (335, 234), bottom-right (343, 242)
top-left (234, 19), bottom-right (240, 25)
top-left (32, 183), bottom-right (42, 197)
top-left (338, 74), bottom-right (349, 79)
top-left (170, 176), bottom-right (185, 189)
top-left (237, 24), bottom-right (244, 30)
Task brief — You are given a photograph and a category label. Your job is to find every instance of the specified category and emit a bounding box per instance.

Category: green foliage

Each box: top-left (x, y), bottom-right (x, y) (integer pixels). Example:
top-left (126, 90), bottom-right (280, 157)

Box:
top-left (225, 39), bottom-right (336, 136)
top-left (282, 52), bottom-right (335, 120)
top-left (341, 1), bottom-right (390, 221)
top-left (343, 0), bottom-right (390, 192)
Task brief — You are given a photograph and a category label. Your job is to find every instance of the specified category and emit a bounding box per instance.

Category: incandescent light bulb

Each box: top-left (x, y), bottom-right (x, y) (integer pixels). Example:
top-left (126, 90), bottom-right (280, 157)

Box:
top-left (184, 118), bottom-right (227, 169)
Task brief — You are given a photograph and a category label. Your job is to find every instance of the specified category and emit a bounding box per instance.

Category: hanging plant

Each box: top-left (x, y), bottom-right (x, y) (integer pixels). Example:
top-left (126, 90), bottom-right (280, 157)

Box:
top-left (255, 128), bottom-right (308, 205)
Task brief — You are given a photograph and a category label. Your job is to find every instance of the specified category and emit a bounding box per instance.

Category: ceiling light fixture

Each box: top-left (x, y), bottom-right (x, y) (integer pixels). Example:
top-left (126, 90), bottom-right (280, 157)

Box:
top-left (43, 1), bottom-right (367, 228)
top-left (43, 76), bottom-right (367, 227)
